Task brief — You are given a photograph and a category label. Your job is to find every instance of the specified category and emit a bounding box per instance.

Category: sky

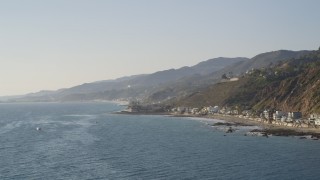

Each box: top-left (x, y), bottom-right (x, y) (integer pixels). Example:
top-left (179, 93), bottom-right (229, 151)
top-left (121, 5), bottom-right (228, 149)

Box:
top-left (0, 0), bottom-right (319, 96)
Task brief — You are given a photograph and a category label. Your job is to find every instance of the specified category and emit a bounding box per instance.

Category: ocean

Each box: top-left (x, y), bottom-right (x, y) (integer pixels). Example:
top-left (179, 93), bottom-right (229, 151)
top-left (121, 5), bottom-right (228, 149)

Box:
top-left (1, 102), bottom-right (320, 180)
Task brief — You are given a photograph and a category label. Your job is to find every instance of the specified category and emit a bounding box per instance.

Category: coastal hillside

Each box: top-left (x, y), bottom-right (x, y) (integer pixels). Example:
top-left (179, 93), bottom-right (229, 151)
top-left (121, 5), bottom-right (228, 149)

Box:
top-left (5, 49), bottom-right (315, 103)
top-left (146, 50), bottom-right (311, 103)
top-left (171, 49), bottom-right (320, 115)
top-left (207, 50), bottom-right (311, 81)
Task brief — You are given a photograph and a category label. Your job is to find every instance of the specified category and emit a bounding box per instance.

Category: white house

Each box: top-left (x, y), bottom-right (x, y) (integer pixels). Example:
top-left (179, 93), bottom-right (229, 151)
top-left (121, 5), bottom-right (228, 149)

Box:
top-left (273, 111), bottom-right (287, 121)
top-left (287, 112), bottom-right (302, 121)
top-left (191, 108), bottom-right (200, 114)
top-left (263, 110), bottom-right (273, 120)
top-left (207, 106), bottom-right (220, 114)
top-left (309, 114), bottom-right (320, 125)
top-left (177, 107), bottom-right (187, 113)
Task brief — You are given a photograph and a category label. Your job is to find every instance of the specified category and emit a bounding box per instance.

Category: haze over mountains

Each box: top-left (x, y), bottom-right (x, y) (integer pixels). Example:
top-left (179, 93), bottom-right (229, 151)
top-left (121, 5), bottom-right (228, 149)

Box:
top-left (4, 49), bottom-right (313, 104)
top-left (7, 57), bottom-right (246, 102)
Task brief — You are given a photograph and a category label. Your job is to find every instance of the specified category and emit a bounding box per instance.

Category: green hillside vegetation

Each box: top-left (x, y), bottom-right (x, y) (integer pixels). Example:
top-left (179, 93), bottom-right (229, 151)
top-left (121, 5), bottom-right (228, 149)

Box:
top-left (170, 50), bottom-right (320, 115)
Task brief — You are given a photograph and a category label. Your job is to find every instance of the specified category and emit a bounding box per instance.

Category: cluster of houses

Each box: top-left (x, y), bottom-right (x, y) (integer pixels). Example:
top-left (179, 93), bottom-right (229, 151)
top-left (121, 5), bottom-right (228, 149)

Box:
top-left (257, 110), bottom-right (320, 127)
top-left (124, 101), bottom-right (320, 128)
top-left (171, 106), bottom-right (320, 128)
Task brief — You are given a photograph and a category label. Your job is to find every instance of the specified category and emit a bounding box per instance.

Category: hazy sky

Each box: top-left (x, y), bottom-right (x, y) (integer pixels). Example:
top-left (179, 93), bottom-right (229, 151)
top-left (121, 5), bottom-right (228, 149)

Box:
top-left (0, 0), bottom-right (319, 96)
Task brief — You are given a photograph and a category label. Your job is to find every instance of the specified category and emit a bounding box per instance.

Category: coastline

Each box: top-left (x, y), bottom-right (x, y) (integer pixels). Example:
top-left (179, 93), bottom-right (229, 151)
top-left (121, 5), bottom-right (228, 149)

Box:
top-left (208, 114), bottom-right (320, 132)
top-left (207, 114), bottom-right (320, 138)
top-left (116, 111), bottom-right (320, 138)
top-left (114, 111), bottom-right (171, 115)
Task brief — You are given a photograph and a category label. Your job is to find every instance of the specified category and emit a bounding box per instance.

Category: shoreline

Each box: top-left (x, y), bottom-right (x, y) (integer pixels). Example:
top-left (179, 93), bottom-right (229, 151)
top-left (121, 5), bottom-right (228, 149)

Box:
top-left (207, 114), bottom-right (320, 138)
top-left (114, 111), bottom-right (171, 115)
top-left (116, 111), bottom-right (320, 137)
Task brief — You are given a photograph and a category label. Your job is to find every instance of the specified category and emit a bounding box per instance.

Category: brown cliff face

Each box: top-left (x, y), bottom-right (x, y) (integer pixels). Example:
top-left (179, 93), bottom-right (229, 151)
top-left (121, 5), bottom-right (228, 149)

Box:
top-left (253, 65), bottom-right (320, 115)
top-left (173, 50), bottom-right (320, 115)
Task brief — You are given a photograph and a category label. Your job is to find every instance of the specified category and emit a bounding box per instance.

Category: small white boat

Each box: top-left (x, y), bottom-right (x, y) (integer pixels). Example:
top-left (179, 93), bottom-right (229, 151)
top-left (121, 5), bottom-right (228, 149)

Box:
top-left (36, 127), bottom-right (41, 131)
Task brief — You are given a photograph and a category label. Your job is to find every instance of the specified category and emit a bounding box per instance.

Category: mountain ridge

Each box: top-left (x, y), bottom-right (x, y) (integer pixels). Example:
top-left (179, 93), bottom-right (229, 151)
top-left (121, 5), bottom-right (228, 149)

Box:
top-left (7, 57), bottom-right (247, 102)
top-left (4, 49), bottom-right (314, 104)
top-left (145, 50), bottom-right (311, 103)
top-left (171, 49), bottom-right (320, 115)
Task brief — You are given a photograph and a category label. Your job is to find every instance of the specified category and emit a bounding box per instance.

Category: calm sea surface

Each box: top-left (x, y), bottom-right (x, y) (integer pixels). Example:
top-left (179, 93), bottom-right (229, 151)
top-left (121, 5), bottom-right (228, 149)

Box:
top-left (1, 102), bottom-right (320, 180)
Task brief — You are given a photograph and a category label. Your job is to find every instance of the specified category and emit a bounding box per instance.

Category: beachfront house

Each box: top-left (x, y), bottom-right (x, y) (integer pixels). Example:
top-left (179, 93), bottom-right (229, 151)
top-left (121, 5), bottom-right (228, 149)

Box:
top-left (309, 114), bottom-right (320, 125)
top-left (206, 106), bottom-right (219, 114)
top-left (177, 107), bottom-right (187, 114)
top-left (263, 110), bottom-right (273, 120)
top-left (287, 112), bottom-right (302, 122)
top-left (273, 111), bottom-right (287, 121)
top-left (191, 108), bottom-right (200, 114)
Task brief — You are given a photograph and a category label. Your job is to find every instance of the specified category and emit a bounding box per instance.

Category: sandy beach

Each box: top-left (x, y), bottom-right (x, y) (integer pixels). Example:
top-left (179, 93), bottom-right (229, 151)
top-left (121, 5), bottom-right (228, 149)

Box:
top-left (167, 113), bottom-right (320, 138)
top-left (116, 111), bottom-right (320, 137)
top-left (207, 114), bottom-right (320, 133)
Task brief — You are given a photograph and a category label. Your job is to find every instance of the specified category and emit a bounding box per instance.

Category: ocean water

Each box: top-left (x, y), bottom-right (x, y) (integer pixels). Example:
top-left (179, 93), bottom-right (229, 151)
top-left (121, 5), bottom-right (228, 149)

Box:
top-left (1, 102), bottom-right (320, 180)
